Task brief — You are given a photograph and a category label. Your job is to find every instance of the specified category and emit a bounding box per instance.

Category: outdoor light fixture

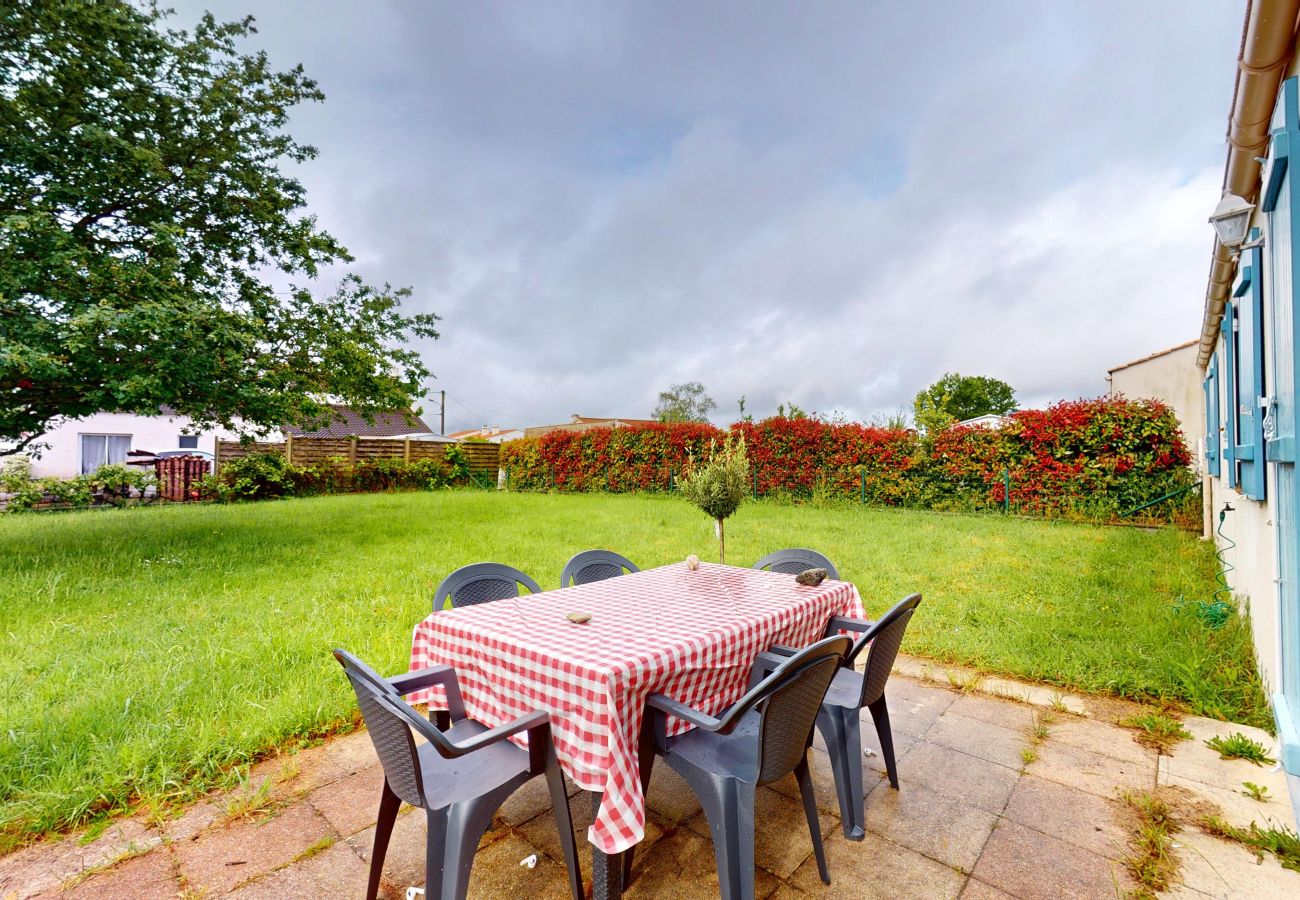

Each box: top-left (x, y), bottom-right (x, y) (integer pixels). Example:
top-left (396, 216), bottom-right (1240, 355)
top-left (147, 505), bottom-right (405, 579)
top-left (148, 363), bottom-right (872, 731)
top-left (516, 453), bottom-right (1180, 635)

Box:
top-left (1209, 192), bottom-right (1255, 248)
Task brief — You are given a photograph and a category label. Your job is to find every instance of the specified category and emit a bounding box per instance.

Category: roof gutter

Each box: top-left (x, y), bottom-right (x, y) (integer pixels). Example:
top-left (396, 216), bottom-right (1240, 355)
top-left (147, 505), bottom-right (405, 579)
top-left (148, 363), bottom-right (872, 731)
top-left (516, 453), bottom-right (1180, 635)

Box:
top-left (1197, 0), bottom-right (1300, 370)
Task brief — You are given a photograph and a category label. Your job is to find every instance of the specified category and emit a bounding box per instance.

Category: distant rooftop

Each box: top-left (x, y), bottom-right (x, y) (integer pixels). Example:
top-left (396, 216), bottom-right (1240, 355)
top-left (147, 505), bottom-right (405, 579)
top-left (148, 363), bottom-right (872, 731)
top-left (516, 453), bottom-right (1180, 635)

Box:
top-left (283, 404), bottom-right (433, 438)
top-left (1107, 339), bottom-right (1198, 375)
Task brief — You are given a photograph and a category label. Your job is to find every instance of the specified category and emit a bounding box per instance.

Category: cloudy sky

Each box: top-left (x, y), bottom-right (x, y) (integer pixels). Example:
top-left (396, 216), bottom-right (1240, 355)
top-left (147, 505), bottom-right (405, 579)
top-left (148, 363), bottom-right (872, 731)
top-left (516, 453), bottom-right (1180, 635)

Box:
top-left (177, 1), bottom-right (1242, 431)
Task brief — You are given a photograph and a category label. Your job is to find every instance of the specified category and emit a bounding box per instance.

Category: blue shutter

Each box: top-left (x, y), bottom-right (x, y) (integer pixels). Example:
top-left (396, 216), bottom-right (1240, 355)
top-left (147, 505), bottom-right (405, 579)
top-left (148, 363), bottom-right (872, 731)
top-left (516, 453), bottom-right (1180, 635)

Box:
top-left (1236, 237), bottom-right (1268, 500)
top-left (1223, 293), bottom-right (1239, 488)
top-left (1205, 353), bottom-right (1221, 476)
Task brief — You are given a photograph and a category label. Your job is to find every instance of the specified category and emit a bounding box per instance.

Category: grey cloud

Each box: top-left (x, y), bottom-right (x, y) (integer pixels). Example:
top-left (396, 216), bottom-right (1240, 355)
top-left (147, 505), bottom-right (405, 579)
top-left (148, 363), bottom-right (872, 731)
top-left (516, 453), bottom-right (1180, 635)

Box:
top-left (176, 0), bottom-right (1241, 428)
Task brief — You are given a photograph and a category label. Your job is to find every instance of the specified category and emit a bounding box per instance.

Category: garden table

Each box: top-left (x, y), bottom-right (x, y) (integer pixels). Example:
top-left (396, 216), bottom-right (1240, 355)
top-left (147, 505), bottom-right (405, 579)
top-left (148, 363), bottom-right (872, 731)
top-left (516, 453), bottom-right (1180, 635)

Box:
top-left (408, 561), bottom-right (865, 898)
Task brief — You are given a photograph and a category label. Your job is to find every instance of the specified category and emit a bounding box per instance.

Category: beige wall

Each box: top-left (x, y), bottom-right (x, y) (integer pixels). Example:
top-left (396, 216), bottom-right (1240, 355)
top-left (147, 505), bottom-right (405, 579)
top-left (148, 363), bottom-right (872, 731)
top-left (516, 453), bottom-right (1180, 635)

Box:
top-left (1108, 343), bottom-right (1204, 465)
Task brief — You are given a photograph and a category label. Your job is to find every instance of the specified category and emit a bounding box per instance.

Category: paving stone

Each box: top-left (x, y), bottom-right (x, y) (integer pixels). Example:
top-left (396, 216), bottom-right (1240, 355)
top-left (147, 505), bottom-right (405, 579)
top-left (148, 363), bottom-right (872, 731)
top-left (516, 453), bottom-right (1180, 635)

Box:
top-left (1160, 773), bottom-right (1297, 830)
top-left (347, 808), bottom-right (425, 893)
top-left (970, 819), bottom-right (1126, 900)
top-left (947, 692), bottom-right (1037, 732)
top-left (2, 818), bottom-right (166, 897)
top-left (1159, 725), bottom-right (1290, 801)
top-left (682, 785), bottom-right (836, 879)
top-left (787, 830), bottom-right (965, 899)
top-left (55, 846), bottom-right (178, 899)
top-left (328, 729), bottom-right (382, 775)
top-left (644, 763), bottom-right (703, 825)
top-left (1175, 827), bottom-right (1300, 900)
top-left (863, 778), bottom-right (998, 871)
top-left (767, 748), bottom-right (849, 816)
top-left (860, 720), bottom-right (919, 779)
top-left (1000, 774), bottom-right (1127, 859)
top-left (159, 800), bottom-right (221, 844)
top-left (622, 826), bottom-right (781, 899)
top-left (896, 740), bottom-right (1020, 815)
top-left (875, 678), bottom-right (957, 738)
top-left (1025, 738), bottom-right (1155, 799)
top-left (922, 711), bottom-right (1027, 771)
top-left (173, 801), bottom-right (338, 895)
top-left (1049, 715), bottom-right (1158, 766)
top-left (249, 744), bottom-right (346, 801)
top-left (0, 838), bottom-right (73, 899)
top-left (957, 878), bottom-right (1020, 899)
top-left (307, 762), bottom-right (386, 837)
top-left (226, 840), bottom-right (371, 899)
top-left (497, 772), bottom-right (582, 827)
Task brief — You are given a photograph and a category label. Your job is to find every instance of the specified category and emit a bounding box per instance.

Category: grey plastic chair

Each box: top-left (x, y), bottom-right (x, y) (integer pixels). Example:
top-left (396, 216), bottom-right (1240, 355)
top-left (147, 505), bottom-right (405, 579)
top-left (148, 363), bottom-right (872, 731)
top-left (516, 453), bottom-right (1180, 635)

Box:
top-left (434, 562), bottom-right (542, 611)
top-left (768, 593), bottom-right (921, 840)
top-left (333, 649), bottom-right (582, 900)
top-left (629, 635), bottom-right (852, 898)
top-left (752, 548), bottom-right (840, 579)
top-left (560, 549), bottom-right (640, 587)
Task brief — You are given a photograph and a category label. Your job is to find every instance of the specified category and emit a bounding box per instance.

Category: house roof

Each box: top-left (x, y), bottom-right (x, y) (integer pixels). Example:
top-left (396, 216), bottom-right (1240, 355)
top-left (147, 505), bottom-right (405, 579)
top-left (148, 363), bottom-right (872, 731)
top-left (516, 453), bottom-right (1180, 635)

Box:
top-left (1107, 340), bottom-right (1199, 375)
top-left (283, 405), bottom-right (433, 438)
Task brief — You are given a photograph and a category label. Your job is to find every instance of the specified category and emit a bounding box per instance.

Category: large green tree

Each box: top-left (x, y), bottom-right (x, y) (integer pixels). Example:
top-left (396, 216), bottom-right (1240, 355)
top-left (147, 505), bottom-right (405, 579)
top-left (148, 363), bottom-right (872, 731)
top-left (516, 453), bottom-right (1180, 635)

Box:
top-left (0, 2), bottom-right (438, 455)
top-left (913, 372), bottom-right (1017, 428)
top-left (654, 381), bottom-right (716, 423)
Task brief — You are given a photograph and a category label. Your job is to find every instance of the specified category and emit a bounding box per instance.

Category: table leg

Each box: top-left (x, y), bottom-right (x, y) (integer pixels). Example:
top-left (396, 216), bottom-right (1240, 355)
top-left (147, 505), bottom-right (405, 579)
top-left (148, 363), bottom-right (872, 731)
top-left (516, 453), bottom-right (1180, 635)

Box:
top-left (589, 792), bottom-right (624, 900)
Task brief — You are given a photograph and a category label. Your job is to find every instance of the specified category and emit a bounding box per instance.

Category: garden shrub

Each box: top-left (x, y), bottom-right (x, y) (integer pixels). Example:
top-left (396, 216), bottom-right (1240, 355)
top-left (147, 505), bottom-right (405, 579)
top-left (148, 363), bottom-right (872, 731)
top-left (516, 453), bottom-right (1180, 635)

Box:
top-left (209, 447), bottom-right (478, 501)
top-left (0, 461), bottom-right (156, 513)
top-left (498, 396), bottom-right (1196, 524)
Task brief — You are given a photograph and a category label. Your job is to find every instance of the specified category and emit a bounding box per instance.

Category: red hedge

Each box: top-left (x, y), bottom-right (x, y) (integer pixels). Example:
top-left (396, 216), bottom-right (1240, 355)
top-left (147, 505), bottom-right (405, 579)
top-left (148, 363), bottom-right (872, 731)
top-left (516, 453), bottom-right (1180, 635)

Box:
top-left (498, 397), bottom-right (1195, 520)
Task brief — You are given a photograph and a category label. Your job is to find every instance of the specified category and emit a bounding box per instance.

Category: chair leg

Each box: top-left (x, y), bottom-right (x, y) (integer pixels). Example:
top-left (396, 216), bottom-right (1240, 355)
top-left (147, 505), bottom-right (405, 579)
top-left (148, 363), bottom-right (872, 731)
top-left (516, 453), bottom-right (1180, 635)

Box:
top-left (424, 808), bottom-right (450, 900)
top-left (816, 706), bottom-right (863, 841)
top-left (367, 779), bottom-right (402, 900)
top-left (794, 757), bottom-right (831, 885)
top-left (545, 754), bottom-right (584, 900)
top-left (868, 697), bottom-right (899, 789)
top-left (679, 767), bottom-right (755, 900)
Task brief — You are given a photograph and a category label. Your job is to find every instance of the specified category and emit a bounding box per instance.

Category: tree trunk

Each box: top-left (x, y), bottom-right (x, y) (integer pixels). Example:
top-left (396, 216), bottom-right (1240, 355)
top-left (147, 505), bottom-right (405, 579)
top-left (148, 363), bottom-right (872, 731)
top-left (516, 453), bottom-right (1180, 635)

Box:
top-left (718, 517), bottom-right (725, 564)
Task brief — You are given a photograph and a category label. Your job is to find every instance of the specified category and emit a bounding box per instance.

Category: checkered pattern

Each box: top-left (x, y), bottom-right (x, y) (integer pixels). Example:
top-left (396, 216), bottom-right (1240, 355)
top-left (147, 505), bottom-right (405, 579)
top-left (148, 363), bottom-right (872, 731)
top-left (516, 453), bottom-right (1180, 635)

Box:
top-left (408, 562), bottom-right (865, 854)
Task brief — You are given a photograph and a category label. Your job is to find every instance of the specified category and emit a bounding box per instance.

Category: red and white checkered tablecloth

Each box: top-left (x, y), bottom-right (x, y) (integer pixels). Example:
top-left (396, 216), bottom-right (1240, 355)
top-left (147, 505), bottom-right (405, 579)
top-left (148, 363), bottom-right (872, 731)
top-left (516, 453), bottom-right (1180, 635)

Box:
top-left (408, 561), bottom-right (865, 854)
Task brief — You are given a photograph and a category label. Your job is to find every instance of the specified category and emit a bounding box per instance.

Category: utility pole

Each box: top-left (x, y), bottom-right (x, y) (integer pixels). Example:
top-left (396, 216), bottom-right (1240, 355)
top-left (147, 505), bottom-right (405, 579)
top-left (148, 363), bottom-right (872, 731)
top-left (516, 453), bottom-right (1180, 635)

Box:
top-left (440, 390), bottom-right (446, 435)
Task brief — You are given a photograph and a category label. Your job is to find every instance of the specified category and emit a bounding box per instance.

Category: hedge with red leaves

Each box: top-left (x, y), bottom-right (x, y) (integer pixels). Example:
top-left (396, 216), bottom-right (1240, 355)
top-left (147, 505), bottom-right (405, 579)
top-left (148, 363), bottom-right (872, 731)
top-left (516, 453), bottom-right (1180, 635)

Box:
top-left (499, 397), bottom-right (1195, 520)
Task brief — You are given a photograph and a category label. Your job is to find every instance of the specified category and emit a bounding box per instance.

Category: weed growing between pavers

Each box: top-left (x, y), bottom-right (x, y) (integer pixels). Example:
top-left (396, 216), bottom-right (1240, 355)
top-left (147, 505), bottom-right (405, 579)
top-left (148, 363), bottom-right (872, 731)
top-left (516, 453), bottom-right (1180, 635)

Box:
top-left (1204, 733), bottom-right (1276, 765)
top-left (1200, 815), bottom-right (1300, 872)
top-left (1118, 789), bottom-right (1181, 898)
top-left (1241, 781), bottom-right (1272, 802)
top-left (1120, 713), bottom-right (1193, 755)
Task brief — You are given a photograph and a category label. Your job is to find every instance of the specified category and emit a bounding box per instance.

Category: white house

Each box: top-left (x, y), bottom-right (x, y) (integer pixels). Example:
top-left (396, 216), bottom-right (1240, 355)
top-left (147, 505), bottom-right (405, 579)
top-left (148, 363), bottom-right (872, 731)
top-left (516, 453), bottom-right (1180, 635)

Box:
top-left (1107, 340), bottom-right (1205, 450)
top-left (19, 410), bottom-right (251, 478)
top-left (1194, 0), bottom-right (1300, 823)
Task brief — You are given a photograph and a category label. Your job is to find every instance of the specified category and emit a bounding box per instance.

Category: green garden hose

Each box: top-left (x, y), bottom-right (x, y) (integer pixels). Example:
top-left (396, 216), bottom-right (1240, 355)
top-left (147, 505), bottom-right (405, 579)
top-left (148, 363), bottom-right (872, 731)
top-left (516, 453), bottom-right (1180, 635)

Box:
top-left (1173, 504), bottom-right (1235, 629)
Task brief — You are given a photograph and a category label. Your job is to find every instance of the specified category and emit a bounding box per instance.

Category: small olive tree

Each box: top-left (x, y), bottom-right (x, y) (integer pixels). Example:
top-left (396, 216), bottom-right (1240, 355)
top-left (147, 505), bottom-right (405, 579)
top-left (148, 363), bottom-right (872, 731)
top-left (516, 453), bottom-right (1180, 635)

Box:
top-left (679, 433), bottom-right (748, 563)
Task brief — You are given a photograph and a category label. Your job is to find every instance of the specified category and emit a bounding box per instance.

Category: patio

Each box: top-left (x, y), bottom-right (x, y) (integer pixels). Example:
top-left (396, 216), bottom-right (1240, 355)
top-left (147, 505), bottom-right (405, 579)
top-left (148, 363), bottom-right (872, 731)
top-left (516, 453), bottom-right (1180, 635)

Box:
top-left (3, 662), bottom-right (1295, 900)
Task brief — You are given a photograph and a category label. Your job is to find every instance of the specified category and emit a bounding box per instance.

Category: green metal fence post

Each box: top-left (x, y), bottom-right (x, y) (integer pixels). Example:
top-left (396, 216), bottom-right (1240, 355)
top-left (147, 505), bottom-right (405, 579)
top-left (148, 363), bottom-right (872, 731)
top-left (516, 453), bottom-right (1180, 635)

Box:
top-left (752, 468), bottom-right (758, 500)
top-left (668, 468), bottom-right (674, 492)
top-left (860, 470), bottom-right (866, 504)
top-left (1003, 469), bottom-right (1010, 513)
top-left (506, 466), bottom-right (511, 491)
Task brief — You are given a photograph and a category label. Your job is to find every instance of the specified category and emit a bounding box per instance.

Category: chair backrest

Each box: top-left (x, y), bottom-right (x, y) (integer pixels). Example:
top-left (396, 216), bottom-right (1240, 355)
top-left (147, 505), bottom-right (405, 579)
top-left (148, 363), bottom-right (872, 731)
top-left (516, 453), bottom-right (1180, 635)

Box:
top-left (752, 548), bottom-right (840, 580)
top-left (333, 649), bottom-right (428, 807)
top-left (851, 593), bottom-right (922, 707)
top-left (560, 549), bottom-right (640, 587)
top-left (730, 636), bottom-right (851, 784)
top-left (434, 562), bottom-right (542, 611)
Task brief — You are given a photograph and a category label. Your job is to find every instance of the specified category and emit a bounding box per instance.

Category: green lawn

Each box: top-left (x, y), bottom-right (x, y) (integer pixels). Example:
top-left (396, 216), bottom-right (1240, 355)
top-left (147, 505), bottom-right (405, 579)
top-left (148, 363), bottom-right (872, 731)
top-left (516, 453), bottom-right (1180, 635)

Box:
top-left (0, 490), bottom-right (1268, 847)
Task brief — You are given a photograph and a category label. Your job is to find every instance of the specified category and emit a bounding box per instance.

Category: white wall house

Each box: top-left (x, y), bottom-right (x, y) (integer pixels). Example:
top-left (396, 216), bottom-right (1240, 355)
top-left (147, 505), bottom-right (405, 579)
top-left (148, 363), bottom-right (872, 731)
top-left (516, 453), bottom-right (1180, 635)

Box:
top-left (20, 412), bottom-right (253, 478)
top-left (1194, 0), bottom-right (1300, 823)
top-left (1107, 340), bottom-right (1204, 452)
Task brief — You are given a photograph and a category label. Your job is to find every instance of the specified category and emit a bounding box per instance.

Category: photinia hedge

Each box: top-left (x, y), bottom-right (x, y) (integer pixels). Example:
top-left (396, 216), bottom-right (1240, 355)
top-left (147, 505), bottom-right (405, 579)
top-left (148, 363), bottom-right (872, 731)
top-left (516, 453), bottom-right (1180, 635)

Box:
top-left (499, 397), bottom-right (1196, 522)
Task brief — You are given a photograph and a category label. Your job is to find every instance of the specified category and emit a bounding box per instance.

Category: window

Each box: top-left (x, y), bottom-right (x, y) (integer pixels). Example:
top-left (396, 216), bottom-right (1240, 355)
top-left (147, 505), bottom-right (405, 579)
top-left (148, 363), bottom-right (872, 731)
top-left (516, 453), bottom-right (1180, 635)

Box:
top-left (80, 434), bottom-right (131, 474)
top-left (178, 435), bottom-right (199, 449)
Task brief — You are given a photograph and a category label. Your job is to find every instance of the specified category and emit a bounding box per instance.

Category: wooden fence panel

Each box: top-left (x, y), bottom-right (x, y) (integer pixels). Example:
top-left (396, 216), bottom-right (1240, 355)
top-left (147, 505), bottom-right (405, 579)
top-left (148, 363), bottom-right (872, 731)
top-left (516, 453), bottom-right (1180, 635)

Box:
top-left (215, 437), bottom-right (500, 477)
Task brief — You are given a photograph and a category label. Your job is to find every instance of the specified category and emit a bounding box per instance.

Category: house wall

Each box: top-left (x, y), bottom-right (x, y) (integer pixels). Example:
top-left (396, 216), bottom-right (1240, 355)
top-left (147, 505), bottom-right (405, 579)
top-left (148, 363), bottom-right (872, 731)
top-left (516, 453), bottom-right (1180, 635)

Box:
top-left (1108, 343), bottom-right (1204, 452)
top-left (23, 413), bottom-right (250, 478)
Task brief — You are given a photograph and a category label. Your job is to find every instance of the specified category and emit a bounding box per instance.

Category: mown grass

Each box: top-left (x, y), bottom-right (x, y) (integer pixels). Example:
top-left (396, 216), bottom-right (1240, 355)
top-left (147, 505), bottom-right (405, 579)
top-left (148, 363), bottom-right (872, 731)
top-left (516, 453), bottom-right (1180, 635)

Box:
top-left (0, 490), bottom-right (1269, 847)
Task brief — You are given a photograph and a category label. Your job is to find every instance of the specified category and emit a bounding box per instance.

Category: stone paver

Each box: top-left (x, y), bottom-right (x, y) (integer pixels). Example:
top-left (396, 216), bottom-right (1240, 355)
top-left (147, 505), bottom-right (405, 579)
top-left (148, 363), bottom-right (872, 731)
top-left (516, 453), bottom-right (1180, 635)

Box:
top-left (971, 819), bottom-right (1126, 900)
top-left (172, 802), bottom-right (338, 895)
top-left (5, 670), bottom-right (1299, 900)
top-left (863, 778), bottom-right (998, 871)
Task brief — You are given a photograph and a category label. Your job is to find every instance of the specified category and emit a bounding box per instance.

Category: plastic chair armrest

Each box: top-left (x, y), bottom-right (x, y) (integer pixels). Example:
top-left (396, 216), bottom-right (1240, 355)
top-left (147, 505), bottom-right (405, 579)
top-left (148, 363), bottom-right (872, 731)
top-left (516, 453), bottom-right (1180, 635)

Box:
top-left (645, 693), bottom-right (724, 732)
top-left (388, 665), bottom-right (467, 719)
top-left (823, 616), bottom-right (875, 637)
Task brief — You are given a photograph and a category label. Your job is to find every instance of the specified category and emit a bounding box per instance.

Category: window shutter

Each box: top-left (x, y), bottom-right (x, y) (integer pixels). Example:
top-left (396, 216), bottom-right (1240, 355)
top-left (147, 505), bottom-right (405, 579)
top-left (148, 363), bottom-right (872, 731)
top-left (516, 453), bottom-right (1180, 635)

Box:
top-left (1235, 240), bottom-right (1268, 500)
top-left (1223, 295), bottom-right (1239, 488)
top-left (1205, 353), bottom-right (1221, 477)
